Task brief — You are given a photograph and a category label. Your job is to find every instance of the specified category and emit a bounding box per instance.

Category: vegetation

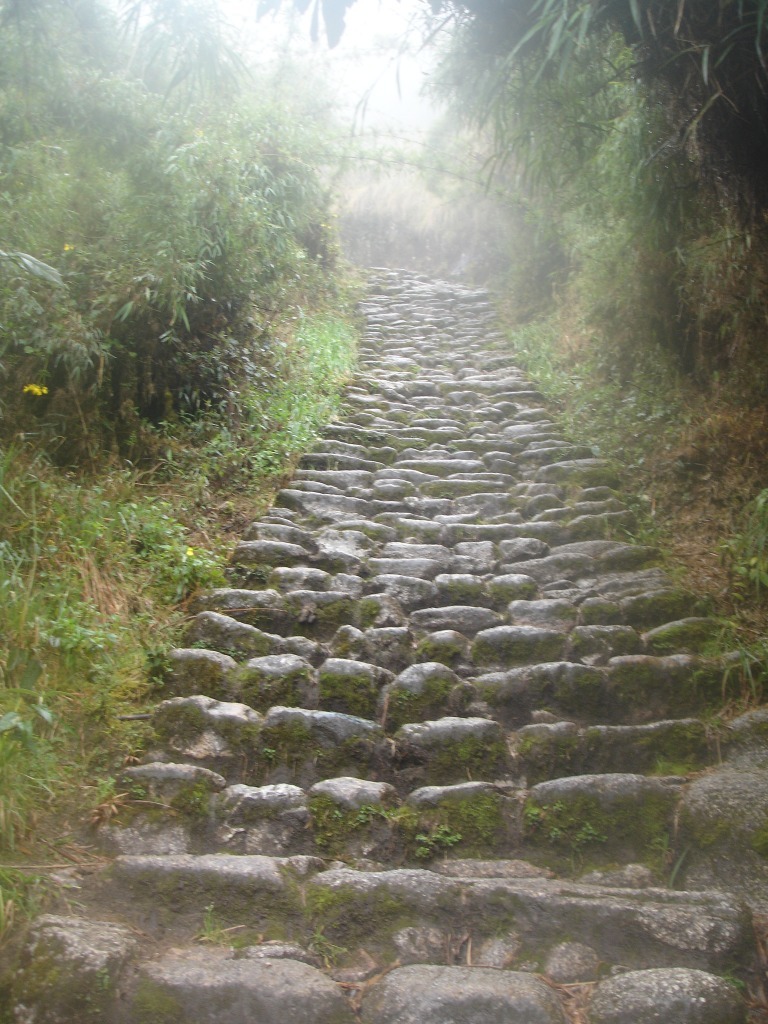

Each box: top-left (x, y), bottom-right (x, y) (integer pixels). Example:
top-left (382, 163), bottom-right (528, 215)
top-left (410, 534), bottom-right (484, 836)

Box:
top-left (0, 0), bottom-right (357, 900)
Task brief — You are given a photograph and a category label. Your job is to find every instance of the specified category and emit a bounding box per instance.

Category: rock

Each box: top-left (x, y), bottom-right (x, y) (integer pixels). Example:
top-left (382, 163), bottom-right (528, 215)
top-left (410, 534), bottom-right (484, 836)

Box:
top-left (360, 965), bottom-right (567, 1024)
top-left (487, 574), bottom-right (539, 604)
top-left (498, 538), bottom-right (551, 562)
top-left (472, 625), bottom-right (566, 668)
top-left (165, 648), bottom-right (237, 698)
top-left (318, 657), bottom-right (392, 718)
top-left (433, 573), bottom-right (487, 606)
top-left (358, 594), bottom-right (409, 628)
top-left (268, 566), bottom-right (332, 592)
top-left (534, 458), bottom-right (620, 489)
top-left (507, 598), bottom-right (577, 631)
top-left (525, 773), bottom-right (680, 862)
top-left (589, 967), bottom-right (745, 1024)
top-left (544, 941), bottom-right (600, 982)
top-left (370, 574), bottom-right (439, 610)
top-left (234, 941), bottom-right (322, 967)
top-left (152, 695), bottom-right (262, 767)
top-left (309, 776), bottom-right (397, 810)
top-left (410, 605), bottom-right (503, 636)
top-left (135, 951), bottom-right (355, 1024)
top-left (237, 653), bottom-right (318, 711)
top-left (392, 926), bottom-right (451, 964)
top-left (680, 755), bottom-right (768, 911)
top-left (331, 625), bottom-right (416, 672)
top-left (642, 617), bottom-right (722, 655)
top-left (217, 783), bottom-right (308, 823)
top-left (120, 762), bottom-right (227, 800)
top-left (185, 611), bottom-right (284, 659)
top-left (380, 662), bottom-right (462, 730)
top-left (263, 706), bottom-right (383, 746)
top-left (231, 539), bottom-right (310, 568)
top-left (12, 915), bottom-right (138, 1024)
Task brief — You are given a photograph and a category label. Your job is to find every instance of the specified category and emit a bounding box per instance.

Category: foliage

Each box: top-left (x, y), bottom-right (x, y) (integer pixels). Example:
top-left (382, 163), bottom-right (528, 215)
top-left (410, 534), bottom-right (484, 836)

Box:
top-left (722, 490), bottom-right (768, 601)
top-left (0, 0), bottom-right (359, 871)
top-left (0, 0), bottom-right (346, 463)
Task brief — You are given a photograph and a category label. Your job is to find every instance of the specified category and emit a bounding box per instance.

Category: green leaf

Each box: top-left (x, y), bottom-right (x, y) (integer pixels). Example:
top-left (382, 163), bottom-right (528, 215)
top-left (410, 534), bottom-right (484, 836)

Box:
top-left (0, 249), bottom-right (64, 287)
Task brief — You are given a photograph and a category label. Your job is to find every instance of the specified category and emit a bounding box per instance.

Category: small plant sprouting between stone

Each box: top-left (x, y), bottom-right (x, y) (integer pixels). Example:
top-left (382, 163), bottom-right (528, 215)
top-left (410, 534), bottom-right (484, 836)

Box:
top-left (196, 904), bottom-right (245, 946)
top-left (414, 824), bottom-right (463, 859)
top-left (308, 928), bottom-right (348, 968)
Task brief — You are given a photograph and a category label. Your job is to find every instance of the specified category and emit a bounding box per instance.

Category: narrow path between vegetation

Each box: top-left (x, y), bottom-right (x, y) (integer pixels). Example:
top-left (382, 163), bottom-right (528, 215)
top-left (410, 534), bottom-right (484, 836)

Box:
top-left (9, 270), bottom-right (768, 1024)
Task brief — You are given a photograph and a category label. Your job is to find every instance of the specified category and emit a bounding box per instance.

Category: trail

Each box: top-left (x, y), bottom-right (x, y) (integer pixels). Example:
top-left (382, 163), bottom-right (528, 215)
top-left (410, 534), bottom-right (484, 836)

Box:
top-left (9, 270), bottom-right (766, 1024)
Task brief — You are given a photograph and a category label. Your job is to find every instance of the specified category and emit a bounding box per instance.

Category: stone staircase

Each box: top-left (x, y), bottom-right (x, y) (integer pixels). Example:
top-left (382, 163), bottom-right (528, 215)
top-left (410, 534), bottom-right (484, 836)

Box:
top-left (9, 269), bottom-right (768, 1023)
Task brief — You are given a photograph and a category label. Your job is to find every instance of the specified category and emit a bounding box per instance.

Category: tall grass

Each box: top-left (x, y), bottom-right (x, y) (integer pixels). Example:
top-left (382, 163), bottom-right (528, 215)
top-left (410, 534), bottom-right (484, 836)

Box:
top-left (0, 312), bottom-right (358, 881)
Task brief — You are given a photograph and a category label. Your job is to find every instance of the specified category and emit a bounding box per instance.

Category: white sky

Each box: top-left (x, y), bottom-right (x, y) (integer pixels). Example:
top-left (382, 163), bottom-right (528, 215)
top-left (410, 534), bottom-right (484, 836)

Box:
top-left (220, 0), bottom-right (441, 130)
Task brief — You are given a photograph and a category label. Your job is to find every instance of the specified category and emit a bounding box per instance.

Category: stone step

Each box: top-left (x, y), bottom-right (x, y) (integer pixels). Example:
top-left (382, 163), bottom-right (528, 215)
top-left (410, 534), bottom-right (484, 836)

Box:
top-left (87, 853), bottom-right (749, 982)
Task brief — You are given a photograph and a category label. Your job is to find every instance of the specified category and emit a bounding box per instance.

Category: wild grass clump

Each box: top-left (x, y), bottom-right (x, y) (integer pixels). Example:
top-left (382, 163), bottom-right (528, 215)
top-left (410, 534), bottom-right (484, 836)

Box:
top-left (0, 305), bottom-right (358, 868)
top-left (0, 0), bottom-right (361, 883)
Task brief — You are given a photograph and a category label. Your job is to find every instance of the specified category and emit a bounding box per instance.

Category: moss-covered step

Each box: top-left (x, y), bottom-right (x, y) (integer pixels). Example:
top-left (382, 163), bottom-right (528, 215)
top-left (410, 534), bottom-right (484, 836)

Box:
top-left (307, 776), bottom-right (401, 860)
top-left (282, 590), bottom-right (358, 639)
top-left (164, 648), bottom-right (238, 700)
top-left (318, 658), bottom-right (394, 718)
top-left (151, 696), bottom-right (263, 781)
top-left (472, 625), bottom-right (567, 669)
top-left (330, 625), bottom-right (417, 673)
top-left (191, 589), bottom-right (291, 635)
top-left (474, 661), bottom-right (610, 727)
top-left (378, 663), bottom-right (462, 731)
top-left (213, 782), bottom-right (312, 857)
top-left (605, 654), bottom-right (742, 721)
top-left (108, 854), bottom-right (318, 936)
top-left (304, 864), bottom-right (749, 973)
top-left (522, 772), bottom-right (681, 868)
top-left (393, 717), bottom-right (509, 787)
top-left (404, 781), bottom-right (515, 859)
top-left (513, 718), bottom-right (719, 784)
top-left (9, 915), bottom-right (139, 1024)
top-left (131, 949), bottom-right (356, 1024)
top-left (236, 654), bottom-right (319, 712)
top-left (257, 706), bottom-right (386, 788)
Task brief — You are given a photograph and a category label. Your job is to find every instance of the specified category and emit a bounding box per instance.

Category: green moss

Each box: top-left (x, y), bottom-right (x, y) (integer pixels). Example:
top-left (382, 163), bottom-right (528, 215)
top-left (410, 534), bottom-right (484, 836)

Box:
top-left (750, 822), bottom-right (768, 858)
top-left (133, 979), bottom-right (185, 1024)
top-left (437, 579), bottom-right (486, 604)
top-left (169, 780), bottom-right (214, 819)
top-left (258, 721), bottom-right (378, 785)
top-left (517, 731), bottom-right (582, 785)
top-left (308, 796), bottom-right (390, 855)
top-left (472, 630), bottom-right (564, 668)
top-left (13, 952), bottom-right (119, 1024)
top-left (238, 663), bottom-right (312, 713)
top-left (412, 794), bottom-right (506, 859)
top-left (524, 789), bottom-right (673, 866)
top-left (259, 720), bottom-right (314, 768)
top-left (578, 599), bottom-right (622, 625)
top-left (415, 633), bottom-right (467, 666)
top-left (305, 882), bottom-right (413, 949)
top-left (385, 678), bottom-right (452, 732)
top-left (680, 805), bottom-right (735, 850)
top-left (426, 735), bottom-right (508, 785)
top-left (318, 669), bottom-right (378, 718)
top-left (423, 479), bottom-right (487, 498)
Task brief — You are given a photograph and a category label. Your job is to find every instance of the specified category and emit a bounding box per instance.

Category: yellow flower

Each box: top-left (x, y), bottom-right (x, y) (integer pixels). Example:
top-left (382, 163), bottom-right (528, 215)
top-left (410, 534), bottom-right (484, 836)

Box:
top-left (185, 547), bottom-right (195, 557)
top-left (63, 244), bottom-right (74, 251)
top-left (23, 384), bottom-right (49, 396)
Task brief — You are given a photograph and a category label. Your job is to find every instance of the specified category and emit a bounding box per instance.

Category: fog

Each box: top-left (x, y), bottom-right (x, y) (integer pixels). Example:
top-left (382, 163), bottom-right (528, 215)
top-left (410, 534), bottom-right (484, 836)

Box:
top-left (219, 0), bottom-right (439, 130)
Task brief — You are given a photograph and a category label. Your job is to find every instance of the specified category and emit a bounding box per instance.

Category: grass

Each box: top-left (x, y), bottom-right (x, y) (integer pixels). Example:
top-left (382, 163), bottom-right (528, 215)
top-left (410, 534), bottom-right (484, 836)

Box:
top-left (0, 310), bottom-right (358, 944)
